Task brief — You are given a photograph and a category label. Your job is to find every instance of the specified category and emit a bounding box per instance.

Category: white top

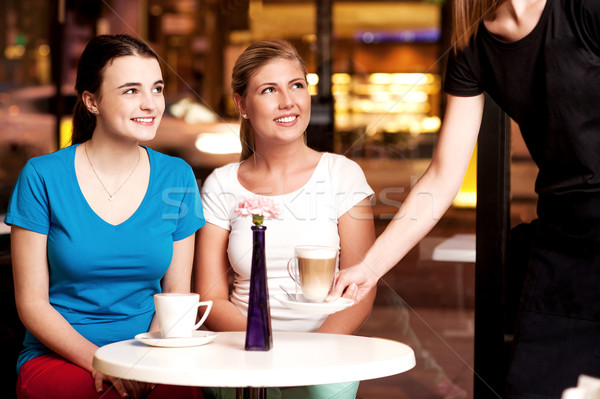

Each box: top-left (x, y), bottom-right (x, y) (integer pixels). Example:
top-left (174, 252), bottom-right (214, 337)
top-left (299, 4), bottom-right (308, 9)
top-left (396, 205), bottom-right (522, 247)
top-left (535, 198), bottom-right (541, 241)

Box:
top-left (201, 153), bottom-right (374, 331)
top-left (93, 331), bottom-right (415, 388)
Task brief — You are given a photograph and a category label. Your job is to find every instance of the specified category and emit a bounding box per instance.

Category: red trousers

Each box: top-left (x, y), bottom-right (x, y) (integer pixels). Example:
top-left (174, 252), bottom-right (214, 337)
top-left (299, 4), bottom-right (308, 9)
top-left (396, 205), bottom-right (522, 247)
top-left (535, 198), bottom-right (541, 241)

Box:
top-left (17, 354), bottom-right (204, 399)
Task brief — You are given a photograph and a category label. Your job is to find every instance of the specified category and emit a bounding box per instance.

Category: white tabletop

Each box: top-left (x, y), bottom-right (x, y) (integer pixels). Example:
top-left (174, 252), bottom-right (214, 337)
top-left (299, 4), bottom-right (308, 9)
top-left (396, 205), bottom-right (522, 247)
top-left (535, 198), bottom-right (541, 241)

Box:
top-left (93, 331), bottom-right (415, 388)
top-left (432, 233), bottom-right (476, 263)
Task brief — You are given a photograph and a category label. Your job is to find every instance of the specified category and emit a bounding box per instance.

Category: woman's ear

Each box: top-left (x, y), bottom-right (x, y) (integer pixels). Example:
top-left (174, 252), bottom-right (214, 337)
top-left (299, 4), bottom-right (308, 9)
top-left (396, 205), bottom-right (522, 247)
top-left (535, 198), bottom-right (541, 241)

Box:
top-left (233, 93), bottom-right (247, 119)
top-left (82, 91), bottom-right (98, 114)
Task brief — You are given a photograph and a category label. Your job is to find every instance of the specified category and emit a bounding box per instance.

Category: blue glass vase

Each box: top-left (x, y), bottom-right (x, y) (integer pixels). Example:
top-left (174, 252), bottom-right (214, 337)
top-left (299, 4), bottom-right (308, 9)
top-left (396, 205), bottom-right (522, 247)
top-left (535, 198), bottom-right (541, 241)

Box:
top-left (245, 225), bottom-right (273, 351)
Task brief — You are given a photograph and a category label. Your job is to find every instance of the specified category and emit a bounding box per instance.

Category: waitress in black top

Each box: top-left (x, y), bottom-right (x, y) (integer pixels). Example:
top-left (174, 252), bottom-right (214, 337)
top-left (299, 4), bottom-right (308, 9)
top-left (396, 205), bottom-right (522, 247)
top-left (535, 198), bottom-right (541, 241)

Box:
top-left (329, 1), bottom-right (600, 397)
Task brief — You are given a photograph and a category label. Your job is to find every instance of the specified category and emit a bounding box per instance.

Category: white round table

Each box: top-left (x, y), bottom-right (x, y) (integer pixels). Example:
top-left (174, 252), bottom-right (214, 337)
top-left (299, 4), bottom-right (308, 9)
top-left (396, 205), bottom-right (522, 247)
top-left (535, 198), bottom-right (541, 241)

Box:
top-left (94, 331), bottom-right (415, 396)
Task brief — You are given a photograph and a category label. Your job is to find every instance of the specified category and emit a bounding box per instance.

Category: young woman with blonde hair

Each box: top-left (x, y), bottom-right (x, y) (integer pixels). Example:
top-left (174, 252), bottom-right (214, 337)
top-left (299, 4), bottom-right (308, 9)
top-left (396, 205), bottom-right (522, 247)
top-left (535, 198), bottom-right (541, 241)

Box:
top-left (195, 39), bottom-right (376, 398)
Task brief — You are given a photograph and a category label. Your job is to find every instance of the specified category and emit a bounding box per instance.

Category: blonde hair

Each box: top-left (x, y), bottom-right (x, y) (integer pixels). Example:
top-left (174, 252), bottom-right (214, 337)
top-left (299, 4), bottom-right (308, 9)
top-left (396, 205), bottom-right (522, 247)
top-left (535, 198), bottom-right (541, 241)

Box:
top-left (231, 40), bottom-right (307, 161)
top-left (451, 0), bottom-right (503, 53)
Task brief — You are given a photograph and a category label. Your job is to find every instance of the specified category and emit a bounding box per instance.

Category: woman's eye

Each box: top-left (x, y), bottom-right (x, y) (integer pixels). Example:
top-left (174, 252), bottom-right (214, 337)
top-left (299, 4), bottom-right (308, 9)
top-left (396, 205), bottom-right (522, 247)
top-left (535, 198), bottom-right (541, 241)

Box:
top-left (153, 86), bottom-right (164, 94)
top-left (292, 82), bottom-right (305, 89)
top-left (261, 87), bottom-right (275, 94)
top-left (124, 88), bottom-right (136, 94)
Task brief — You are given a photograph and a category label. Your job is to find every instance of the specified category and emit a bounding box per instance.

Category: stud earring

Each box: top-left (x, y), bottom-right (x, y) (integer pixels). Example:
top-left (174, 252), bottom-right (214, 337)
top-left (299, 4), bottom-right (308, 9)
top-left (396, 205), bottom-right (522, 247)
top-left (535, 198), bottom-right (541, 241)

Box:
top-left (242, 114), bottom-right (248, 119)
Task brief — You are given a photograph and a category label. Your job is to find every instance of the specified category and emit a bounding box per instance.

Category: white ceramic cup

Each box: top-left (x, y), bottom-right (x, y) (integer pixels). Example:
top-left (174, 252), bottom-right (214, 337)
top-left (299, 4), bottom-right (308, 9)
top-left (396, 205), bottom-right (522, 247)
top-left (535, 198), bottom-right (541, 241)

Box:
top-left (154, 293), bottom-right (213, 338)
top-left (287, 245), bottom-right (338, 302)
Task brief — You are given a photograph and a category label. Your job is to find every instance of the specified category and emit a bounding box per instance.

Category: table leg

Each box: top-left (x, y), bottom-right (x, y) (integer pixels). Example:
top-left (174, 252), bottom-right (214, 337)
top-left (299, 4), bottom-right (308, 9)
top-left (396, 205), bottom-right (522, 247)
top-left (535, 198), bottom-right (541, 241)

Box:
top-left (442, 262), bottom-right (474, 337)
top-left (236, 387), bottom-right (267, 399)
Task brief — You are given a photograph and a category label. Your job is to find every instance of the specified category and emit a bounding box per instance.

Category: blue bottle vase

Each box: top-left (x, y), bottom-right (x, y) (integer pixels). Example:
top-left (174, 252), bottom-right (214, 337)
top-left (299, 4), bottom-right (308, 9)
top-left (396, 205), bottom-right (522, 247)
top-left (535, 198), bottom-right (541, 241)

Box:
top-left (245, 225), bottom-right (273, 351)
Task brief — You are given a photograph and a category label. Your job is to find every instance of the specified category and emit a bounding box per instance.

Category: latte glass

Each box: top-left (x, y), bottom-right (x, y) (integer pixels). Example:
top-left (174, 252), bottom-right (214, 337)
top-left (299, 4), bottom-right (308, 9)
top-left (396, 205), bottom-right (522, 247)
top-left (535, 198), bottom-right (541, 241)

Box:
top-left (287, 245), bottom-right (338, 302)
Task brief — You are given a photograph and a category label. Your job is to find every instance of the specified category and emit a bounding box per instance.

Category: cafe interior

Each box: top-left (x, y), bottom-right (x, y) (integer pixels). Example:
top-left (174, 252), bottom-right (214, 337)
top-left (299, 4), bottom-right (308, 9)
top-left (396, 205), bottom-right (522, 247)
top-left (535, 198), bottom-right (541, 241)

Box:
top-left (0, 0), bottom-right (540, 398)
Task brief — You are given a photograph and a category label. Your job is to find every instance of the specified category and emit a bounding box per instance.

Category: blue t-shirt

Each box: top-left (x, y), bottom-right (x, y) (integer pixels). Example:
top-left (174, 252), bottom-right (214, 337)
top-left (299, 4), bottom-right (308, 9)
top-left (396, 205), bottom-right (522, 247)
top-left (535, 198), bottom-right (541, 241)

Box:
top-left (5, 144), bottom-right (205, 371)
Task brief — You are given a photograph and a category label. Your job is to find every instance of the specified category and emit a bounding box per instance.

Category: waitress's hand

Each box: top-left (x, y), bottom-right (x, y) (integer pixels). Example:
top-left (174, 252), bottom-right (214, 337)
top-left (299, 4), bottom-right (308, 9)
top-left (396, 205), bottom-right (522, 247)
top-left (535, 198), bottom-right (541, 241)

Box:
top-left (326, 264), bottom-right (379, 304)
top-left (93, 370), bottom-right (156, 398)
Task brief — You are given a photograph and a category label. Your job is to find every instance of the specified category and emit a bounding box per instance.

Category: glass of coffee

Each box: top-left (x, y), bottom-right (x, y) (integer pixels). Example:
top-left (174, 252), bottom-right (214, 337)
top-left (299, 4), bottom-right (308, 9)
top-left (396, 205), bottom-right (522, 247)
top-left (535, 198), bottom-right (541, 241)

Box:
top-left (287, 245), bottom-right (338, 302)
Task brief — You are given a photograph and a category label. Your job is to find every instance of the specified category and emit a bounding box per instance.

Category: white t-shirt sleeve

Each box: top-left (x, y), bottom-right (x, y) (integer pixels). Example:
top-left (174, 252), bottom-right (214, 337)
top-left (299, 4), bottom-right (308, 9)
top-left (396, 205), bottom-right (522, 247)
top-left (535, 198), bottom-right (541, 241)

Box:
top-left (200, 165), bottom-right (238, 230)
top-left (329, 155), bottom-right (374, 219)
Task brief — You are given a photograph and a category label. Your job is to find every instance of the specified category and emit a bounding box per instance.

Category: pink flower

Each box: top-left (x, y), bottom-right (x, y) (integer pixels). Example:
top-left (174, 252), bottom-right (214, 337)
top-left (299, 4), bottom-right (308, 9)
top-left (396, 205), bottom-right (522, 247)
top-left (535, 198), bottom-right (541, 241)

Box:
top-left (235, 196), bottom-right (280, 226)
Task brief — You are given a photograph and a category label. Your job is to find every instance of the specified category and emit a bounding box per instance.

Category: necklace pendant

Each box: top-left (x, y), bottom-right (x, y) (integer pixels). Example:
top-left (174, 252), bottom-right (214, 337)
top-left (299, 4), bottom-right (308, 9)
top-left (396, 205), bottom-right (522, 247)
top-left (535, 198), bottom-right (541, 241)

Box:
top-left (84, 143), bottom-right (140, 203)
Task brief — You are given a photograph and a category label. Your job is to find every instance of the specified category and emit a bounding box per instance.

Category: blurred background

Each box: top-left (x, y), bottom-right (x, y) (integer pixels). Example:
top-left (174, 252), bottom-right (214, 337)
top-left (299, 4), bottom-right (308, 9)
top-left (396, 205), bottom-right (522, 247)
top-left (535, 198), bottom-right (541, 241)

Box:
top-left (0, 1), bottom-right (540, 398)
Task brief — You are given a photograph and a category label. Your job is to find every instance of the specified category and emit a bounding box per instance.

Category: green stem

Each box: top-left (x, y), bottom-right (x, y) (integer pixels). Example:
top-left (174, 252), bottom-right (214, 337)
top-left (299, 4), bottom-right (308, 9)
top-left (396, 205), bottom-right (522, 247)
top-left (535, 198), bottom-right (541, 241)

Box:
top-left (252, 214), bottom-right (264, 227)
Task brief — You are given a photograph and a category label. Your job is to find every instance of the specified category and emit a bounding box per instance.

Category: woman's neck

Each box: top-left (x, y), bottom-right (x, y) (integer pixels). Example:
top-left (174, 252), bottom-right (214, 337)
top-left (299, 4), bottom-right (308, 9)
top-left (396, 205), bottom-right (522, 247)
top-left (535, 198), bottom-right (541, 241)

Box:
top-left (250, 139), bottom-right (315, 174)
top-left (485, 0), bottom-right (547, 42)
top-left (239, 139), bottom-right (322, 196)
top-left (85, 134), bottom-right (140, 174)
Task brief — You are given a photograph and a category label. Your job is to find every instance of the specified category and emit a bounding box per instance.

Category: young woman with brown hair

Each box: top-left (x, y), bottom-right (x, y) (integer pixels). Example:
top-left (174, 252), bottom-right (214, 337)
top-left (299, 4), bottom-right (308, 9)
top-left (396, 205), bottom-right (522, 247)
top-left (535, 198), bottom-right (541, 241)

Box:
top-left (5, 34), bottom-right (205, 399)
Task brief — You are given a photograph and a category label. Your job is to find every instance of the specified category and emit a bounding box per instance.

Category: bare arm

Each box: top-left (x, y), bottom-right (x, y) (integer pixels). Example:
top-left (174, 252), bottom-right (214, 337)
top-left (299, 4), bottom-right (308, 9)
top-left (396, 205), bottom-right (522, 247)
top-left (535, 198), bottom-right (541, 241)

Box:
top-left (317, 198), bottom-right (376, 334)
top-left (162, 234), bottom-right (196, 291)
top-left (329, 94), bottom-right (485, 303)
top-left (148, 233), bottom-right (197, 332)
top-left (194, 223), bottom-right (247, 331)
top-left (11, 226), bottom-right (131, 397)
top-left (12, 226), bottom-right (99, 371)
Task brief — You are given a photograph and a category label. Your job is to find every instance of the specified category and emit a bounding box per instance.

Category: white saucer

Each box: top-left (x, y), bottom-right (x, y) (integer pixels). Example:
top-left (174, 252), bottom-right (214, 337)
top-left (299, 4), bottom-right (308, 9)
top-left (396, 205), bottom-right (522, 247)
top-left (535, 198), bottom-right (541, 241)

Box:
top-left (274, 294), bottom-right (354, 315)
top-left (135, 331), bottom-right (217, 347)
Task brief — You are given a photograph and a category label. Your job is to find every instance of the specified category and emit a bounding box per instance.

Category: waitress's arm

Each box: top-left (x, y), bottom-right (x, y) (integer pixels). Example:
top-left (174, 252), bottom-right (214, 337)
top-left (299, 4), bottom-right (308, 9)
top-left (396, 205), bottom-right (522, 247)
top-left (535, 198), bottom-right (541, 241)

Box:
top-left (317, 197), bottom-right (376, 334)
top-left (329, 94), bottom-right (485, 303)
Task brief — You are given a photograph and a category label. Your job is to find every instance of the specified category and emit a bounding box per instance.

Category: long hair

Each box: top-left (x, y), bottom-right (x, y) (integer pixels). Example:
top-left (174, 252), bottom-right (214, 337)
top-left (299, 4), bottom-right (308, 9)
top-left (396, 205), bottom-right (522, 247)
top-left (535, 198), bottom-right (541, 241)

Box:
top-left (451, 0), bottom-right (503, 53)
top-left (71, 34), bottom-right (159, 144)
top-left (231, 40), bottom-right (307, 161)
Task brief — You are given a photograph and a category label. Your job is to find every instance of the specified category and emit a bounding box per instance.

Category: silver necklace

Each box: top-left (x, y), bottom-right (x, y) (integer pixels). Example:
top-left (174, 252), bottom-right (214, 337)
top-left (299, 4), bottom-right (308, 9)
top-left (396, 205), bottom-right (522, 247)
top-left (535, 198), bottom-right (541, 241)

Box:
top-left (84, 143), bottom-right (141, 201)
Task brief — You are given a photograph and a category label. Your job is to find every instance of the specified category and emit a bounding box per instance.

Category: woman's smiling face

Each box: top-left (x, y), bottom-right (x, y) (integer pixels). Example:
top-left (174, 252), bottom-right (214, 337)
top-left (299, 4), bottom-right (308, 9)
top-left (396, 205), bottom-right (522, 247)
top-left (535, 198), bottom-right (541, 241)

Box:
top-left (236, 57), bottom-right (311, 148)
top-left (94, 55), bottom-right (165, 143)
